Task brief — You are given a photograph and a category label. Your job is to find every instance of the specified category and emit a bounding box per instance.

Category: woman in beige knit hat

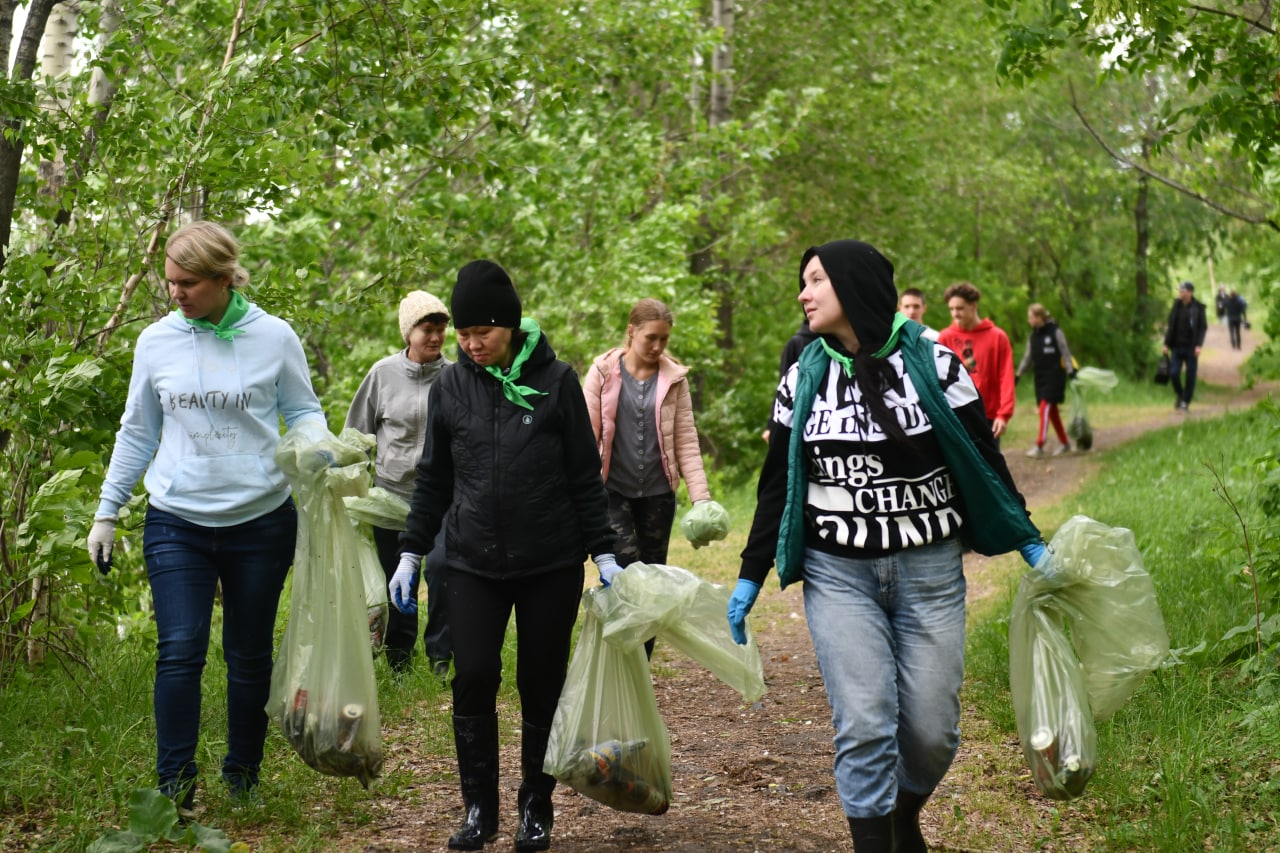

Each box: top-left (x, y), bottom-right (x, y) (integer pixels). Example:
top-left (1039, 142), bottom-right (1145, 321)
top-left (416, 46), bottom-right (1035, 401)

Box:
top-left (344, 290), bottom-right (453, 676)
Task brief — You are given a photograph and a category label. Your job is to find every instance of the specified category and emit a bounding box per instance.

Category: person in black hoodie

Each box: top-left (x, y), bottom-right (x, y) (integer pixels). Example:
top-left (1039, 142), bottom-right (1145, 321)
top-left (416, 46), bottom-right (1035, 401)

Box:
top-left (1162, 281), bottom-right (1208, 412)
top-left (727, 240), bottom-right (1044, 852)
top-left (392, 260), bottom-right (619, 852)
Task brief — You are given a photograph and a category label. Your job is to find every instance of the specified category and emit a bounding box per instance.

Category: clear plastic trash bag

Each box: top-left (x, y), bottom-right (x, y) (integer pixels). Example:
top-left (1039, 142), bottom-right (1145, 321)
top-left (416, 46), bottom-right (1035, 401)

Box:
top-left (679, 500), bottom-right (730, 549)
top-left (600, 562), bottom-right (765, 703)
top-left (344, 486), bottom-right (411, 532)
top-left (546, 563), bottom-right (767, 813)
top-left (545, 587), bottom-right (673, 814)
top-left (268, 423), bottom-right (384, 788)
top-left (1009, 515), bottom-right (1169, 800)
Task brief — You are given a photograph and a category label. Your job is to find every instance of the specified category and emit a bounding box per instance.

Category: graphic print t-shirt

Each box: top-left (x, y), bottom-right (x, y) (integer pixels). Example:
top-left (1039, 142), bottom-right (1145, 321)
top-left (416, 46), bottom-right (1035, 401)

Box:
top-left (772, 346), bottom-right (982, 557)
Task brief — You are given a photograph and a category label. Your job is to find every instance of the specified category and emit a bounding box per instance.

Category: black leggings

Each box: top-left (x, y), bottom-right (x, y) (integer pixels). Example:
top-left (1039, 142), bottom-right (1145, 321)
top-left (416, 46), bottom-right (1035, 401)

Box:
top-left (447, 566), bottom-right (584, 726)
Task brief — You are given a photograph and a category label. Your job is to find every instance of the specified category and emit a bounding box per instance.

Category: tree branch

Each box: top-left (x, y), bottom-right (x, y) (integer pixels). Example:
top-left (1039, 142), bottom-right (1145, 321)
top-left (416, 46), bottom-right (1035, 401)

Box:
top-left (1068, 81), bottom-right (1280, 232)
top-left (1188, 3), bottom-right (1276, 36)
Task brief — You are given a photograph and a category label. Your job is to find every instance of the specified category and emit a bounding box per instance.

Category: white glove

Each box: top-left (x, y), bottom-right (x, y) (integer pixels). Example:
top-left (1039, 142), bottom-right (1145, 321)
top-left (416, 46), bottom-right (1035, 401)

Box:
top-left (594, 553), bottom-right (622, 587)
top-left (87, 517), bottom-right (117, 574)
top-left (390, 552), bottom-right (422, 615)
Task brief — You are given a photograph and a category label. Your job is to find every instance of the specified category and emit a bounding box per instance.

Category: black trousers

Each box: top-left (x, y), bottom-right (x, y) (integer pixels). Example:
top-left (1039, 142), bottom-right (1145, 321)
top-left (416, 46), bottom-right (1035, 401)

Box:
top-left (447, 565), bottom-right (584, 726)
top-left (373, 525), bottom-right (450, 666)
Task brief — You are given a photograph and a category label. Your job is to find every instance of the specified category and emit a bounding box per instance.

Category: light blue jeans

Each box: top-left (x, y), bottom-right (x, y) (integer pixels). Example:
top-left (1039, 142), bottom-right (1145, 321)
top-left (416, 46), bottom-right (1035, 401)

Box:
top-left (803, 540), bottom-right (966, 819)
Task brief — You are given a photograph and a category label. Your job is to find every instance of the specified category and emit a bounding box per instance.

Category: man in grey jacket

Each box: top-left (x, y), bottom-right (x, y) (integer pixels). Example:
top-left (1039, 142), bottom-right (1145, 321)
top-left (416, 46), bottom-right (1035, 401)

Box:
top-left (346, 291), bottom-right (453, 676)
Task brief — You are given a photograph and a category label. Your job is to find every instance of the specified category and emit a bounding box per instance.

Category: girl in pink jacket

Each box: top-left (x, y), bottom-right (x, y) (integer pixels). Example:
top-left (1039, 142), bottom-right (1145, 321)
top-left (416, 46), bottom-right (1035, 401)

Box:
top-left (583, 300), bottom-right (713, 628)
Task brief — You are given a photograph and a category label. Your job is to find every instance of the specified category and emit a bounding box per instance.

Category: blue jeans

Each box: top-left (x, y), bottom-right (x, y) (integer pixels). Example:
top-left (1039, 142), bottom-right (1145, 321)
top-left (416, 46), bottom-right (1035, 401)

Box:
top-left (1168, 345), bottom-right (1198, 404)
top-left (143, 499), bottom-right (296, 794)
top-left (803, 540), bottom-right (966, 819)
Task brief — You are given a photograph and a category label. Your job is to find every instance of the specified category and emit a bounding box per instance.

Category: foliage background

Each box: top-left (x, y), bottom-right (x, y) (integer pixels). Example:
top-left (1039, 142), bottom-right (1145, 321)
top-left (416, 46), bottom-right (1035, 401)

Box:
top-left (0, 0), bottom-right (1276, 736)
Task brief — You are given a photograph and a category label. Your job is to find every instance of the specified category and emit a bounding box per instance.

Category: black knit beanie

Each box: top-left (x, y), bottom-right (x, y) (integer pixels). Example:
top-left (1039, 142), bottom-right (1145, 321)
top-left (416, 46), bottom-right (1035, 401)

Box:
top-left (799, 240), bottom-right (897, 353)
top-left (451, 259), bottom-right (522, 328)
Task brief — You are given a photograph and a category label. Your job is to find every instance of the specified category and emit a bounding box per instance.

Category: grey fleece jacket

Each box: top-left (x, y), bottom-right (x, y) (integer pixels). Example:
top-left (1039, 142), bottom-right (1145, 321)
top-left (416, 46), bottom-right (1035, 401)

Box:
top-left (344, 349), bottom-right (452, 500)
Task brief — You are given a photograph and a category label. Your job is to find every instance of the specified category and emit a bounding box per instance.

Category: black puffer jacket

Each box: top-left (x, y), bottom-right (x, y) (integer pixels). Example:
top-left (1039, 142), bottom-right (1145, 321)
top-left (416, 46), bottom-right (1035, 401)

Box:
top-left (400, 326), bottom-right (616, 579)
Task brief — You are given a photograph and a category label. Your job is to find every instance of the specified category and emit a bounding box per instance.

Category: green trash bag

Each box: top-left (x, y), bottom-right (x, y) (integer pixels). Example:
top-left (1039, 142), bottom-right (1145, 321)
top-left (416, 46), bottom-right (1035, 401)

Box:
top-left (545, 563), bottom-right (767, 813)
top-left (679, 500), bottom-right (730, 549)
top-left (1065, 368), bottom-right (1116, 451)
top-left (1066, 383), bottom-right (1093, 450)
top-left (1009, 515), bottom-right (1169, 800)
top-left (545, 588), bottom-right (673, 814)
top-left (342, 488), bottom-right (408, 655)
top-left (344, 486), bottom-right (411, 532)
top-left (269, 423), bottom-right (384, 788)
top-left (599, 562), bottom-right (765, 703)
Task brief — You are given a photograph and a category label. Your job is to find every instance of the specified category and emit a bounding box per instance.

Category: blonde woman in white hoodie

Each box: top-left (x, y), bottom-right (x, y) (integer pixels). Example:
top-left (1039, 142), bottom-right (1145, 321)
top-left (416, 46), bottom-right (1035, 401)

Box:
top-left (87, 220), bottom-right (326, 816)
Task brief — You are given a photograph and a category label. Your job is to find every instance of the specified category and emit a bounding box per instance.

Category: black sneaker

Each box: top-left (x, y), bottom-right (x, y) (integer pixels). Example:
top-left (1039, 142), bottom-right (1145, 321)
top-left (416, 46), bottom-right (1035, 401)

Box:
top-left (160, 780), bottom-right (196, 822)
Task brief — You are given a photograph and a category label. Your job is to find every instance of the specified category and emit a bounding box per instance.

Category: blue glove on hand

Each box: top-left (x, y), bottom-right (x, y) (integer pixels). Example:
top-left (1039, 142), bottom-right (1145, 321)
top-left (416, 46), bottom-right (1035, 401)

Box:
top-left (727, 578), bottom-right (761, 645)
top-left (390, 552), bottom-right (421, 615)
top-left (595, 553), bottom-right (622, 587)
top-left (1019, 541), bottom-right (1048, 568)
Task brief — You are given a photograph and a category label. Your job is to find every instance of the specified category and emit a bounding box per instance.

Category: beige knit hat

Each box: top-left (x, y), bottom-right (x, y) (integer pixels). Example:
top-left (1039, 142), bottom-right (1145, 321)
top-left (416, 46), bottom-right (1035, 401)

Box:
top-left (398, 291), bottom-right (449, 343)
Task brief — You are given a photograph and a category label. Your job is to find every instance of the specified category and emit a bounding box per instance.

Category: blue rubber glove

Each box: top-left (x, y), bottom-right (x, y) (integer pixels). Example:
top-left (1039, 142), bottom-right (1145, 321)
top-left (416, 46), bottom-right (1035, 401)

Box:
top-left (390, 552), bottom-right (421, 615)
top-left (1019, 541), bottom-right (1048, 568)
top-left (594, 553), bottom-right (622, 587)
top-left (727, 578), bottom-right (761, 645)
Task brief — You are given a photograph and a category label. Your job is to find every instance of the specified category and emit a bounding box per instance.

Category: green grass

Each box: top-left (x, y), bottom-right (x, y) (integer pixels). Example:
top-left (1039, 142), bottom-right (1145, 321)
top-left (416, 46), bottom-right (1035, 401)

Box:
top-left (966, 400), bottom-right (1280, 851)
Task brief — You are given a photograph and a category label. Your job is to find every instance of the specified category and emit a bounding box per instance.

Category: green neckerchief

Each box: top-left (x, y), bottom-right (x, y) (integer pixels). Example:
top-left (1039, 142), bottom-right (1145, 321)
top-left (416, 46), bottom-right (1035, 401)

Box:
top-left (485, 317), bottom-right (550, 411)
top-left (774, 317), bottom-right (1038, 588)
top-left (183, 289), bottom-right (250, 341)
top-left (815, 312), bottom-right (909, 375)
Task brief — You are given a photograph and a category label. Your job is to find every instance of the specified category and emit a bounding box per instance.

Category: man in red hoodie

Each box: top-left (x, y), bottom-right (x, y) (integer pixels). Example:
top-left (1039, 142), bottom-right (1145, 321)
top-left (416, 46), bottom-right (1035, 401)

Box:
top-left (938, 282), bottom-right (1015, 446)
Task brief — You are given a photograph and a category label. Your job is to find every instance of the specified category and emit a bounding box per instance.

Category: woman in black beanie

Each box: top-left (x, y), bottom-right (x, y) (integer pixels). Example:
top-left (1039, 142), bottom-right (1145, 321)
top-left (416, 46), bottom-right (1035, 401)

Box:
top-left (391, 259), bottom-right (619, 852)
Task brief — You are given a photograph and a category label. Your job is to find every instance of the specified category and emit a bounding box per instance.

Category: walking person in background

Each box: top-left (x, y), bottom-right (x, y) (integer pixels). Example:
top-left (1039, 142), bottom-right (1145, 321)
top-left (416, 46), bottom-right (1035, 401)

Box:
top-left (897, 287), bottom-right (939, 340)
top-left (1215, 286), bottom-right (1228, 326)
top-left (391, 260), bottom-right (618, 852)
top-left (937, 281), bottom-right (1016, 446)
top-left (1016, 303), bottom-right (1076, 458)
top-left (1162, 281), bottom-right (1208, 412)
top-left (86, 220), bottom-right (327, 816)
top-left (345, 290), bottom-right (453, 678)
top-left (1224, 289), bottom-right (1248, 351)
top-left (583, 298), bottom-right (715, 650)
top-left (726, 240), bottom-right (1044, 852)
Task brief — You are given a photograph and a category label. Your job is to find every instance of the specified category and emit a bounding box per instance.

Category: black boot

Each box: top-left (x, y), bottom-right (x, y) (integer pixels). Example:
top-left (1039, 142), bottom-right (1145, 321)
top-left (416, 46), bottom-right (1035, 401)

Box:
top-left (448, 714), bottom-right (500, 851)
top-left (893, 789), bottom-right (930, 853)
top-left (514, 722), bottom-right (554, 852)
top-left (848, 814), bottom-right (894, 853)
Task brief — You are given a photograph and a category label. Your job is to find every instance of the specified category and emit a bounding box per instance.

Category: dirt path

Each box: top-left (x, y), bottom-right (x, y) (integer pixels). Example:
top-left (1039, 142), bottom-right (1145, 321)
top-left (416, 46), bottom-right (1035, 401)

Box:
top-left (352, 322), bottom-right (1271, 853)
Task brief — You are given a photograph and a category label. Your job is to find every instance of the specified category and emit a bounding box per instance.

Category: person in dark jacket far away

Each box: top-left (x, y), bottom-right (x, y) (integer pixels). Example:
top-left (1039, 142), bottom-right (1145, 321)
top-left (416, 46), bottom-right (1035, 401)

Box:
top-left (1162, 280), bottom-right (1208, 412)
top-left (391, 259), bottom-right (619, 852)
top-left (726, 239), bottom-right (1045, 852)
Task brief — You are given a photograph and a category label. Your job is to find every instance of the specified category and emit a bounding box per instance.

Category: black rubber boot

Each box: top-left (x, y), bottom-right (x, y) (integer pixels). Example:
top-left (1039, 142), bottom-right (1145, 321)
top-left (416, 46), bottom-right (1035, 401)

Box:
top-left (893, 789), bottom-right (931, 853)
top-left (848, 814), bottom-right (894, 853)
top-left (514, 722), bottom-right (554, 852)
top-left (448, 714), bottom-right (500, 851)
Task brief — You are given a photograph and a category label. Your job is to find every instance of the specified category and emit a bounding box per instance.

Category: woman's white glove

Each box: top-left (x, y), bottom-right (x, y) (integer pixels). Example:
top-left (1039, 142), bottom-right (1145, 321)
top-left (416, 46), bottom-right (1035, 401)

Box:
top-left (594, 553), bottom-right (622, 587)
top-left (87, 517), bottom-right (117, 575)
top-left (390, 552), bottom-right (421, 615)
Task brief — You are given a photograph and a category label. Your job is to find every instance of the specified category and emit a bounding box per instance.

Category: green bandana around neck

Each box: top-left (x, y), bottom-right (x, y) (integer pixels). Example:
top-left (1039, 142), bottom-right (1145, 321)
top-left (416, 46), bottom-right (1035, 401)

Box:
top-left (183, 289), bottom-right (250, 341)
top-left (484, 317), bottom-right (550, 411)
top-left (816, 311), bottom-right (909, 375)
